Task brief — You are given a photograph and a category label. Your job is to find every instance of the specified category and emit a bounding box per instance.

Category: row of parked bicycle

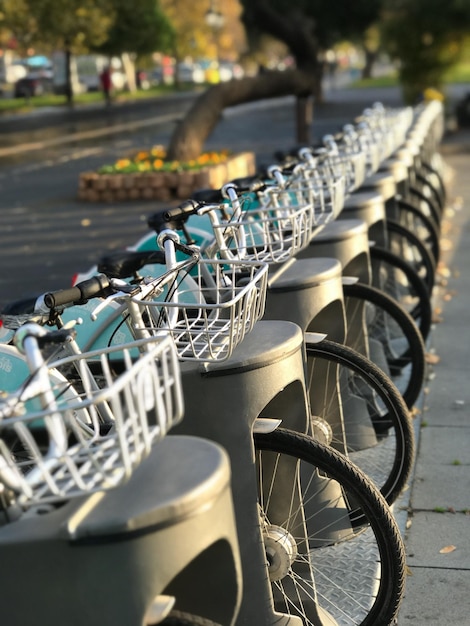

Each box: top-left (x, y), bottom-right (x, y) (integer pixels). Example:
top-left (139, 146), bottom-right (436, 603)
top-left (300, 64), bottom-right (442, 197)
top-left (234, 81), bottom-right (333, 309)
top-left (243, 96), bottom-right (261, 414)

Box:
top-left (0, 98), bottom-right (446, 626)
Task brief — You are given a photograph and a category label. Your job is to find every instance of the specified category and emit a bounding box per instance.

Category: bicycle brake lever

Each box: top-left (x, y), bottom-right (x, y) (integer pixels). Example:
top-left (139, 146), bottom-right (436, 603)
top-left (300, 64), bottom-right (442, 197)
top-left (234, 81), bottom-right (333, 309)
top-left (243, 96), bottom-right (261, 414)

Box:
top-left (89, 288), bottom-right (136, 321)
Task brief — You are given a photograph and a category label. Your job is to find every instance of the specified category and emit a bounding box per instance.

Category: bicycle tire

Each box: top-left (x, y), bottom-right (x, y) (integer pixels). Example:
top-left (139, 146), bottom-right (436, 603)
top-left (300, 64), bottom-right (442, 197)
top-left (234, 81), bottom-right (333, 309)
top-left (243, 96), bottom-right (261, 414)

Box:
top-left (305, 339), bottom-right (414, 505)
top-left (369, 245), bottom-right (432, 341)
top-left (394, 197), bottom-right (441, 264)
top-left (416, 169), bottom-right (445, 214)
top-left (254, 427), bottom-right (406, 626)
top-left (408, 183), bottom-right (442, 226)
top-left (385, 219), bottom-right (436, 293)
top-left (158, 611), bottom-right (223, 626)
top-left (420, 158), bottom-right (446, 208)
top-left (343, 281), bottom-right (426, 409)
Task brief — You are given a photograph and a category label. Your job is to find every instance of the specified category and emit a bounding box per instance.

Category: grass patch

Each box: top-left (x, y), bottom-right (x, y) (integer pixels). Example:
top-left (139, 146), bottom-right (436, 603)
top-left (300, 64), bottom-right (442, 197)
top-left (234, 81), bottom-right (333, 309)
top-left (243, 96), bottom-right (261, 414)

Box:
top-left (0, 83), bottom-right (198, 115)
top-left (350, 74), bottom-right (399, 89)
top-left (443, 61), bottom-right (470, 83)
top-left (350, 60), bottom-right (470, 90)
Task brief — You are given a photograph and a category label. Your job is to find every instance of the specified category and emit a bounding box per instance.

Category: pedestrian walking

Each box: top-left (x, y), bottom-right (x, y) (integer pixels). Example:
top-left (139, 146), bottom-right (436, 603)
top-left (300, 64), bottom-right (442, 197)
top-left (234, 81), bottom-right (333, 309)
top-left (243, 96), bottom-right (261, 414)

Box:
top-left (100, 65), bottom-right (112, 106)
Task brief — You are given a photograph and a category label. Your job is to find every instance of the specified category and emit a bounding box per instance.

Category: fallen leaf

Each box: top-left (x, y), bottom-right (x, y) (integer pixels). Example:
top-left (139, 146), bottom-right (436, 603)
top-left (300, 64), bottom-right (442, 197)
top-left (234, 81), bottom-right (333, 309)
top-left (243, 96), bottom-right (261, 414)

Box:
top-left (425, 353), bottom-right (441, 365)
top-left (436, 263), bottom-right (451, 277)
top-left (405, 565), bottom-right (413, 576)
top-left (81, 219), bottom-right (91, 227)
top-left (439, 545), bottom-right (456, 554)
top-left (440, 239), bottom-right (454, 252)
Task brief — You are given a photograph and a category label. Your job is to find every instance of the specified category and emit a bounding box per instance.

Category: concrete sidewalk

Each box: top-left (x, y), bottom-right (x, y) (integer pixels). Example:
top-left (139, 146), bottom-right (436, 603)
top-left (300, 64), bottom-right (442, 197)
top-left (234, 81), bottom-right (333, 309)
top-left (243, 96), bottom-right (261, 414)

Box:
top-left (396, 135), bottom-right (470, 625)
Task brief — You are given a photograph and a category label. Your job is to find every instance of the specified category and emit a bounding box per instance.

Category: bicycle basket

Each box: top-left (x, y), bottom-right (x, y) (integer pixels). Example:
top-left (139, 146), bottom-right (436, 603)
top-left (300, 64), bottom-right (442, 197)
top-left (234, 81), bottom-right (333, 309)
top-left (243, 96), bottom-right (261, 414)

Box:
top-left (326, 150), bottom-right (367, 193)
top-left (287, 164), bottom-right (346, 223)
top-left (207, 193), bottom-right (315, 264)
top-left (0, 335), bottom-right (183, 506)
top-left (131, 259), bottom-right (269, 362)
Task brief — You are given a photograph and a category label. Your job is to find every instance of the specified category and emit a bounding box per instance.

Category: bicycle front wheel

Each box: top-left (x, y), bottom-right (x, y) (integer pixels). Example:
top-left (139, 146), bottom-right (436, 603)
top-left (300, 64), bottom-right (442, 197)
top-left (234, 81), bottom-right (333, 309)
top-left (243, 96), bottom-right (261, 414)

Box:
top-left (158, 611), bottom-right (223, 626)
top-left (394, 198), bottom-right (441, 264)
top-left (254, 428), bottom-right (406, 626)
top-left (343, 281), bottom-right (426, 409)
top-left (385, 219), bottom-right (436, 293)
top-left (369, 245), bottom-right (432, 341)
top-left (305, 339), bottom-right (414, 505)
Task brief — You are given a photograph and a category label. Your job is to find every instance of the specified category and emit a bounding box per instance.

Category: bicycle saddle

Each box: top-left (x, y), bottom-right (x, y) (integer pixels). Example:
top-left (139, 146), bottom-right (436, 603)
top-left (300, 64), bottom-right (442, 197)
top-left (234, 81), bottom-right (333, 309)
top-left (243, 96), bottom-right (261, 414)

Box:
top-left (97, 249), bottom-right (165, 279)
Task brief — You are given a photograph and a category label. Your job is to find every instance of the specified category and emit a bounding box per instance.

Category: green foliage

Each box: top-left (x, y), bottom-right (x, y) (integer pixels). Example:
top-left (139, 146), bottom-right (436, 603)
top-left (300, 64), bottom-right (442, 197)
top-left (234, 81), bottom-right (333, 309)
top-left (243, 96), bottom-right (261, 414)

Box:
top-left (94, 0), bottom-right (174, 57)
top-left (240, 0), bottom-right (382, 50)
top-left (24, 0), bottom-right (115, 52)
top-left (0, 0), bottom-right (174, 56)
top-left (382, 0), bottom-right (470, 102)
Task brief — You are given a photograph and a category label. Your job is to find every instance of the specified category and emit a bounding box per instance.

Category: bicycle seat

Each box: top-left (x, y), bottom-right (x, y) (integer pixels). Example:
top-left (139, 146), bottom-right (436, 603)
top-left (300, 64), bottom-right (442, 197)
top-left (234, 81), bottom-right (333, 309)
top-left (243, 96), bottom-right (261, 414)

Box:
top-left (97, 249), bottom-right (165, 279)
top-left (189, 187), bottom-right (223, 203)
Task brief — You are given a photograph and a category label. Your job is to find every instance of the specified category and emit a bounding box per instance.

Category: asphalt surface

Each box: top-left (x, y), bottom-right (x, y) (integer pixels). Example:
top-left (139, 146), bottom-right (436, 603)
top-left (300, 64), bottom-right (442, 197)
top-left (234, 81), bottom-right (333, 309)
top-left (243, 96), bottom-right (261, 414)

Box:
top-left (0, 84), bottom-right (469, 624)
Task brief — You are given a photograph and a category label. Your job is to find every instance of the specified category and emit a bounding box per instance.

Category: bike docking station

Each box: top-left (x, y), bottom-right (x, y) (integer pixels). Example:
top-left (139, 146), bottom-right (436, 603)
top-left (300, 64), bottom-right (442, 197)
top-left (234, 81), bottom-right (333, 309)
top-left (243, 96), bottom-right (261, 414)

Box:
top-left (175, 320), bottom-right (315, 626)
top-left (341, 190), bottom-right (388, 247)
top-left (0, 98), bottom-right (448, 626)
top-left (0, 435), bottom-right (242, 626)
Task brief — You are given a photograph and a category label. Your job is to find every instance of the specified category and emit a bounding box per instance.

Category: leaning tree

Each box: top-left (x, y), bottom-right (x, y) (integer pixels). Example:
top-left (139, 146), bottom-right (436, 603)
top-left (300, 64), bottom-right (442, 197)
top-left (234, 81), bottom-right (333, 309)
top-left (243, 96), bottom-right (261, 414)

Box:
top-left (166, 0), bottom-right (382, 161)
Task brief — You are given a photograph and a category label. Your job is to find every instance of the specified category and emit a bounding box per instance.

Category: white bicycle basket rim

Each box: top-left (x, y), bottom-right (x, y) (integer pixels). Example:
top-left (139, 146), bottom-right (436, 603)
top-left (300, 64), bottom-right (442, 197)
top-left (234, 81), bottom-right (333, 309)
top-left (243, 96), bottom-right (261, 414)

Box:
top-left (0, 335), bottom-right (183, 506)
top-left (131, 258), bottom-right (269, 362)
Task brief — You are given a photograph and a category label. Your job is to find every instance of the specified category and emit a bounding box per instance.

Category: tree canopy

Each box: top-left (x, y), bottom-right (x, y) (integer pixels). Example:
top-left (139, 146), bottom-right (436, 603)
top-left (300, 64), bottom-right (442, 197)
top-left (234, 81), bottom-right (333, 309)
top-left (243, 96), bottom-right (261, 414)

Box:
top-left (382, 0), bottom-right (470, 102)
top-left (240, 0), bottom-right (381, 69)
top-left (94, 0), bottom-right (174, 59)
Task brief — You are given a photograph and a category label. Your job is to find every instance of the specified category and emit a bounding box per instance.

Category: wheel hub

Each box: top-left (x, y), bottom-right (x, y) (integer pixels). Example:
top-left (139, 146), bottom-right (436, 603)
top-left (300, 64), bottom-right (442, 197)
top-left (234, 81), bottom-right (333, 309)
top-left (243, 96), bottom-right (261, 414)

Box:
top-left (311, 415), bottom-right (333, 445)
top-left (263, 525), bottom-right (298, 581)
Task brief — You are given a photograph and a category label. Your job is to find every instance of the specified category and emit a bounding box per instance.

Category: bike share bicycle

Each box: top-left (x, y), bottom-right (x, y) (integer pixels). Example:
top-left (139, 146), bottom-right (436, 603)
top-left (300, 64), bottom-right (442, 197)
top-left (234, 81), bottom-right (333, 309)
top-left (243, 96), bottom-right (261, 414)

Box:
top-left (0, 238), bottom-right (407, 626)
top-left (0, 144), bottom-right (412, 623)
top-left (0, 99), bottom-right (435, 626)
top-left (0, 283), bottom-right (244, 625)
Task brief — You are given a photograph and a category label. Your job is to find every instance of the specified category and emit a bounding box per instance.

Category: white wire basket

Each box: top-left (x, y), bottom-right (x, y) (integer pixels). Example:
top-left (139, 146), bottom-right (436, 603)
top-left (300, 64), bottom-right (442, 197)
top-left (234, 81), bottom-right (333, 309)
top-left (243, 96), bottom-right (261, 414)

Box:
top-left (206, 193), bottom-right (315, 264)
top-left (286, 162), bottom-right (347, 223)
top-left (131, 259), bottom-right (269, 362)
top-left (321, 150), bottom-right (366, 194)
top-left (0, 335), bottom-right (184, 506)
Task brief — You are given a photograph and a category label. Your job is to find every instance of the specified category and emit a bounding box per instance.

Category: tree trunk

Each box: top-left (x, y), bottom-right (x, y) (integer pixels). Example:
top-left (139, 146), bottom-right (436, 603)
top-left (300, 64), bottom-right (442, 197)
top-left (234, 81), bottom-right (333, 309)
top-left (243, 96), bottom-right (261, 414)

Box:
top-left (121, 52), bottom-right (137, 92)
top-left (166, 69), bottom-right (317, 161)
top-left (361, 48), bottom-right (378, 80)
top-left (64, 44), bottom-right (73, 106)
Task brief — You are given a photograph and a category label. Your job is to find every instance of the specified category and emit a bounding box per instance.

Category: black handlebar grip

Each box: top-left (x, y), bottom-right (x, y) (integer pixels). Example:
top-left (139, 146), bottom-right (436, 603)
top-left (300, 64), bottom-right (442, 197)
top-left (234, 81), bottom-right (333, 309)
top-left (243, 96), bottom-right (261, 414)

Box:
top-left (163, 198), bottom-right (200, 221)
top-left (44, 274), bottom-right (111, 309)
top-left (190, 188), bottom-right (223, 203)
top-left (229, 175), bottom-right (264, 192)
top-left (148, 200), bottom-right (200, 233)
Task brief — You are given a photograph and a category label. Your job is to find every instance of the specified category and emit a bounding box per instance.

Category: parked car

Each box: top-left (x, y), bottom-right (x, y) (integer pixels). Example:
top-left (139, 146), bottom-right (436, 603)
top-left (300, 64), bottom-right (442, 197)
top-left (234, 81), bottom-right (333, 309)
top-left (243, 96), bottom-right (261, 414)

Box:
top-left (14, 71), bottom-right (54, 98)
top-left (176, 62), bottom-right (205, 84)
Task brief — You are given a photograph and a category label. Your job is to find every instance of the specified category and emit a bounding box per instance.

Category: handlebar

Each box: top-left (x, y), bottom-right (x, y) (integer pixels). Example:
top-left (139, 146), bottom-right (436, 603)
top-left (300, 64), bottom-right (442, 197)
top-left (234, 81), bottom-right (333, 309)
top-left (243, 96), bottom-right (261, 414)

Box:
top-left (147, 199), bottom-right (202, 233)
top-left (43, 274), bottom-right (111, 309)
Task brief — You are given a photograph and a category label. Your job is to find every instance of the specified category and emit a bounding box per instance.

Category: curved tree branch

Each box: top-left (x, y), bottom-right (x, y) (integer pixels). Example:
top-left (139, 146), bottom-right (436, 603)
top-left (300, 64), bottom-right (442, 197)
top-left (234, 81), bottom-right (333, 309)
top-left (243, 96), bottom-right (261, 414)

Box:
top-left (166, 69), bottom-right (316, 161)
